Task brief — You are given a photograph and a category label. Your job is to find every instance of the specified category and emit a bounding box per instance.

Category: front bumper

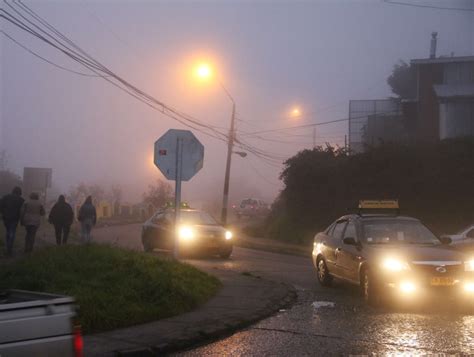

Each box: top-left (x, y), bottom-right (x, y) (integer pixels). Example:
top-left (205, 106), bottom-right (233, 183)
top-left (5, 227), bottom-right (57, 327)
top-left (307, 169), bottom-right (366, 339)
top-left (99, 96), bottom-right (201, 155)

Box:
top-left (378, 270), bottom-right (474, 303)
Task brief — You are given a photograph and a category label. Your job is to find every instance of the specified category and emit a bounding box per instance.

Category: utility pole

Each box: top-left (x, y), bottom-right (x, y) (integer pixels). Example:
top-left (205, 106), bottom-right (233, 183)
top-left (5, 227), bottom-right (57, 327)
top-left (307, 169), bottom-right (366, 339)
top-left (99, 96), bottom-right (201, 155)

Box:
top-left (313, 127), bottom-right (316, 148)
top-left (221, 102), bottom-right (236, 226)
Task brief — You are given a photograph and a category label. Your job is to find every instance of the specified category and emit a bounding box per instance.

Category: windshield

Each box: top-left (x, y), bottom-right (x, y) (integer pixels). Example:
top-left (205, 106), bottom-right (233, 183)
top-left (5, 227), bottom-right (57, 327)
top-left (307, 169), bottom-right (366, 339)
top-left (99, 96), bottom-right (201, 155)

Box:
top-left (180, 211), bottom-right (219, 225)
top-left (362, 219), bottom-right (440, 245)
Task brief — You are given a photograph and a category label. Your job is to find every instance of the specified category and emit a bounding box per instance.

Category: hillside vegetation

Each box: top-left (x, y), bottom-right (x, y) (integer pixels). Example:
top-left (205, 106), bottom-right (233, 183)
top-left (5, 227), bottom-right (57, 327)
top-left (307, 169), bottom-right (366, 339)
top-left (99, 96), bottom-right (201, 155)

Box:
top-left (265, 138), bottom-right (474, 244)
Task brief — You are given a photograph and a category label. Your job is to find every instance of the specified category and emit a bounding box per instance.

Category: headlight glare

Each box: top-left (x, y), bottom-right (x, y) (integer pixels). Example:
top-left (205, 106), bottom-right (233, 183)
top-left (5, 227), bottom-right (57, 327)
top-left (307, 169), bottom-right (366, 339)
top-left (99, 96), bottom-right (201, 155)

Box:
top-left (225, 231), bottom-right (233, 240)
top-left (465, 260), bottom-right (474, 272)
top-left (178, 226), bottom-right (195, 241)
top-left (382, 258), bottom-right (410, 272)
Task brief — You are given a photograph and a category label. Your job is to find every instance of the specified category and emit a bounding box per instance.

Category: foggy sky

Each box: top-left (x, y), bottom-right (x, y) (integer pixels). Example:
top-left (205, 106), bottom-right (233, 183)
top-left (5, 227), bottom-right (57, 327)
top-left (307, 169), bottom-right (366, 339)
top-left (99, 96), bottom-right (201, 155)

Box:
top-left (1, 0), bottom-right (473, 206)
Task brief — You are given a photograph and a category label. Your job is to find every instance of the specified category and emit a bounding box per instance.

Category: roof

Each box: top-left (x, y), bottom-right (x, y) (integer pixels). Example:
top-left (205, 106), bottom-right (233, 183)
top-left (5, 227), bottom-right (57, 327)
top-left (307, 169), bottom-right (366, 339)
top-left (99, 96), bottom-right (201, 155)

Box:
top-left (411, 56), bottom-right (474, 65)
top-left (434, 84), bottom-right (474, 99)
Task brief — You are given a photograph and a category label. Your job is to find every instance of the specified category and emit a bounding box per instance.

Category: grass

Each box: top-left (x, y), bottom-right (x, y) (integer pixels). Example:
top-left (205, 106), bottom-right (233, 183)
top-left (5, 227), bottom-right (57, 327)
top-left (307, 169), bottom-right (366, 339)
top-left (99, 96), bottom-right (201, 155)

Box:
top-left (0, 244), bottom-right (221, 334)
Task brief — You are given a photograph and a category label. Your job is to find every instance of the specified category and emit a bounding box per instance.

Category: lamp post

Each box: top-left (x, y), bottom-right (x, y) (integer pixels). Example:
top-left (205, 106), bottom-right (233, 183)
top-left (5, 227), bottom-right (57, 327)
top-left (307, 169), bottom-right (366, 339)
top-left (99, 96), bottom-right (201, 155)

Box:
top-left (195, 63), bottom-right (239, 225)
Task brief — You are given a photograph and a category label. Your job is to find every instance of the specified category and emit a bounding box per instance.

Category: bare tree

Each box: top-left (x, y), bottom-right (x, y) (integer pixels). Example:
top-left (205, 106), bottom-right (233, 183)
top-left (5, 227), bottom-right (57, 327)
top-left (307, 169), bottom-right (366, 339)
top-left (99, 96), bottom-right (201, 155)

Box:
top-left (142, 179), bottom-right (173, 209)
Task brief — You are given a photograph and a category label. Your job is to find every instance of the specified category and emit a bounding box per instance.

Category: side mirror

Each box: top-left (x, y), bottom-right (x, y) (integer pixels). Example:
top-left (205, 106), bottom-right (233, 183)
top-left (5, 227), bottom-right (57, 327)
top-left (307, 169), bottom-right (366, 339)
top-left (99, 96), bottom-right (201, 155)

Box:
top-left (343, 237), bottom-right (357, 245)
top-left (440, 236), bottom-right (452, 245)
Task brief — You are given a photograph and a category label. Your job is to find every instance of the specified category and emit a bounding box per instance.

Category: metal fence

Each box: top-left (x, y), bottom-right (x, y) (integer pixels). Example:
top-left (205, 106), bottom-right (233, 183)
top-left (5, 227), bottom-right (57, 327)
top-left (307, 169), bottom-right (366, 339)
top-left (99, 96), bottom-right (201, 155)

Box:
top-left (348, 99), bottom-right (402, 153)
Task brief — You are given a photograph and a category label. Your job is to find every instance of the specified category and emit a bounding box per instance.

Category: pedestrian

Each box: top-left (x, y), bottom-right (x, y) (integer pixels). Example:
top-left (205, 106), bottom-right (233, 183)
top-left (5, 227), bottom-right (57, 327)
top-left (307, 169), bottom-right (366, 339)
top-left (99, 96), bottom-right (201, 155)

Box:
top-left (48, 195), bottom-right (74, 245)
top-left (78, 196), bottom-right (96, 244)
top-left (0, 186), bottom-right (25, 257)
top-left (20, 192), bottom-right (45, 253)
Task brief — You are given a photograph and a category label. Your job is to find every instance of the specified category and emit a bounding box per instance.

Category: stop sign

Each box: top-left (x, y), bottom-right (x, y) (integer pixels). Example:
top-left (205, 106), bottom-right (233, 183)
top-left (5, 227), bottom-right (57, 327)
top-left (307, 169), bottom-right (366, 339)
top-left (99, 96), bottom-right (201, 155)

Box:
top-left (154, 129), bottom-right (204, 181)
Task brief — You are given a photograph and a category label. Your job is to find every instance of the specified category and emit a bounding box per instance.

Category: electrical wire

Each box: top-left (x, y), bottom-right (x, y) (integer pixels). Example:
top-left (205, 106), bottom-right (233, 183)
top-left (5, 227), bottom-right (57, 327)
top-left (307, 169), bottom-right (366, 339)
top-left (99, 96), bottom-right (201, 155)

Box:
top-left (383, 0), bottom-right (474, 12)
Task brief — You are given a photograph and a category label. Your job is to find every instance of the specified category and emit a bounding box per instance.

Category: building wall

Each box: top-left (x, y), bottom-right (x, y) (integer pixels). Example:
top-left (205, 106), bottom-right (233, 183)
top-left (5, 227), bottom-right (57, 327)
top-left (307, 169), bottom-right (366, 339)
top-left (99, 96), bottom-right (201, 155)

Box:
top-left (417, 64), bottom-right (443, 142)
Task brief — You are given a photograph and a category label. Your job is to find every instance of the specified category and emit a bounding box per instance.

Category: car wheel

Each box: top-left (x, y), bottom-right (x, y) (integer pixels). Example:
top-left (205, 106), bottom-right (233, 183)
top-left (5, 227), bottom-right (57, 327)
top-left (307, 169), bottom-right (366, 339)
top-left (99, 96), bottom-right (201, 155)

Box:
top-left (317, 258), bottom-right (333, 286)
top-left (220, 246), bottom-right (233, 259)
top-left (362, 268), bottom-right (380, 307)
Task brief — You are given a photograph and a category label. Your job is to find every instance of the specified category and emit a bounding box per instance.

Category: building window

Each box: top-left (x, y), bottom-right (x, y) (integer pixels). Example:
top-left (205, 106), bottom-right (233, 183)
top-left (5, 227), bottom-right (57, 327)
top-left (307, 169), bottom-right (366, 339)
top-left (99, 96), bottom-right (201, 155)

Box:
top-left (440, 102), bottom-right (474, 139)
top-left (443, 63), bottom-right (474, 85)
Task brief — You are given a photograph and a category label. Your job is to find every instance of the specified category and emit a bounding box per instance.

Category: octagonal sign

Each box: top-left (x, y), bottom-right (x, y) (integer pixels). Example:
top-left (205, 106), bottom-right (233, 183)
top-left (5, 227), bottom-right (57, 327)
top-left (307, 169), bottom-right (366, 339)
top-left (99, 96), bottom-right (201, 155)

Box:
top-left (154, 129), bottom-right (204, 181)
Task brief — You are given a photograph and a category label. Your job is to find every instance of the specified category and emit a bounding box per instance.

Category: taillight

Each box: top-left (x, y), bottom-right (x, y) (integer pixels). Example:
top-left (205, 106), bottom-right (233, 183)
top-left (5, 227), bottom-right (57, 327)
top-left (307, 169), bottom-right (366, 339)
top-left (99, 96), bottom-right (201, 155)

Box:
top-left (73, 325), bottom-right (84, 357)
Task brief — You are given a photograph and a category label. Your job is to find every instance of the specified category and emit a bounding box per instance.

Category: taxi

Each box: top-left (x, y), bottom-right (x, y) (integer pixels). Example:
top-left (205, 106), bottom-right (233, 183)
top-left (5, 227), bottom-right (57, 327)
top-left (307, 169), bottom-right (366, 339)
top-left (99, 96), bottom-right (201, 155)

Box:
top-left (312, 200), bottom-right (474, 306)
top-left (142, 204), bottom-right (233, 258)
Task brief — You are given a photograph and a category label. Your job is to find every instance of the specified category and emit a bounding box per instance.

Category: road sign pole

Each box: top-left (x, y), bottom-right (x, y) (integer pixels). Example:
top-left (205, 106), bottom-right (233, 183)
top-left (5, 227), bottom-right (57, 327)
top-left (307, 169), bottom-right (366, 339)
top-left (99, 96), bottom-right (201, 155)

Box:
top-left (174, 137), bottom-right (183, 259)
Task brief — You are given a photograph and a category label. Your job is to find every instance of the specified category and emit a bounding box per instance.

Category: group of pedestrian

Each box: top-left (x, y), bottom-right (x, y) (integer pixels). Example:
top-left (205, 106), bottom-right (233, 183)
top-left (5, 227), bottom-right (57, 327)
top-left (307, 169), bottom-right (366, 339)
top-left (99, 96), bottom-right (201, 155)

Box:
top-left (0, 186), bottom-right (97, 257)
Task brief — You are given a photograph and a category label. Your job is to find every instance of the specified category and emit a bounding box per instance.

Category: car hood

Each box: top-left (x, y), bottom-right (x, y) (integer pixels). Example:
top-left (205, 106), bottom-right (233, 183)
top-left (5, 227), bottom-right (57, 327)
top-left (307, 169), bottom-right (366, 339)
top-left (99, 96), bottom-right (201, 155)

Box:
top-left (365, 244), bottom-right (470, 262)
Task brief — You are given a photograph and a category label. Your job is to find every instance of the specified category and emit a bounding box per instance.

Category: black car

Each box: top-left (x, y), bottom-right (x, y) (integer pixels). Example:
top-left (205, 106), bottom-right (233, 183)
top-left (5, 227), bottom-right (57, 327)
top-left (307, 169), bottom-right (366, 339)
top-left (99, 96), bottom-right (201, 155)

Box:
top-left (141, 208), bottom-right (233, 258)
top-left (312, 213), bottom-right (474, 306)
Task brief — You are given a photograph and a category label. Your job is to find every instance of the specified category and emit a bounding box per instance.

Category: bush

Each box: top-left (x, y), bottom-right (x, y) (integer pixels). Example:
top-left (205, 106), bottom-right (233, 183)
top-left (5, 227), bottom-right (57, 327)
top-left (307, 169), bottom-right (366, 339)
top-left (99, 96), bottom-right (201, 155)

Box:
top-left (266, 139), bottom-right (474, 243)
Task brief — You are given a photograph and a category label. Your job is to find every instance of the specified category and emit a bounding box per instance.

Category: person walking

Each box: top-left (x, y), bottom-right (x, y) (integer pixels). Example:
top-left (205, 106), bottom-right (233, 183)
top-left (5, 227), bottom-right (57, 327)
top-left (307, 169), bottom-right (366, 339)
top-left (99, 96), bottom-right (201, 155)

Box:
top-left (20, 192), bottom-right (45, 253)
top-left (48, 195), bottom-right (74, 245)
top-left (78, 196), bottom-right (96, 244)
top-left (0, 186), bottom-right (25, 257)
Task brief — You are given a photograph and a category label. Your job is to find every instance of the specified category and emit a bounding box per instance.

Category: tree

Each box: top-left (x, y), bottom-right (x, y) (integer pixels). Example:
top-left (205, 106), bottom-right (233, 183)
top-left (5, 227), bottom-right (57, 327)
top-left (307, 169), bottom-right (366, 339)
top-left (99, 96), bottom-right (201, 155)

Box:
top-left (142, 179), bottom-right (173, 209)
top-left (109, 185), bottom-right (123, 204)
top-left (387, 60), bottom-right (416, 99)
top-left (69, 183), bottom-right (105, 205)
top-left (0, 170), bottom-right (22, 197)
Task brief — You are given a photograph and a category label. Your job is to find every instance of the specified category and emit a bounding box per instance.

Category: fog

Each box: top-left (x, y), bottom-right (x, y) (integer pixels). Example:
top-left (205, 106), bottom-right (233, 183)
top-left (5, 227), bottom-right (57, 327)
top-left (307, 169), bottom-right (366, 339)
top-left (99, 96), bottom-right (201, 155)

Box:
top-left (1, 0), bottom-right (473, 207)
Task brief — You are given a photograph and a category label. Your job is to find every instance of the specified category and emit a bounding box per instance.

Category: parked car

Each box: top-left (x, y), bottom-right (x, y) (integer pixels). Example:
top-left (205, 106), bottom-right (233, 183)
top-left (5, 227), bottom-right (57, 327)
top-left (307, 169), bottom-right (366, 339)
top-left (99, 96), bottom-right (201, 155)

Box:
top-left (234, 198), bottom-right (269, 219)
top-left (0, 289), bottom-right (82, 357)
top-left (141, 208), bottom-right (233, 258)
top-left (312, 200), bottom-right (474, 306)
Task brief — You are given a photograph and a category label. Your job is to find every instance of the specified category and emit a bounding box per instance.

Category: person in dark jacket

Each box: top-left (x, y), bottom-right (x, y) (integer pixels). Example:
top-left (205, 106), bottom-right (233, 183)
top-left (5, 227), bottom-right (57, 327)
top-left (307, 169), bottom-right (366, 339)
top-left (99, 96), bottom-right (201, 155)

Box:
top-left (0, 186), bottom-right (24, 257)
top-left (20, 192), bottom-right (45, 253)
top-left (48, 195), bottom-right (74, 245)
top-left (78, 196), bottom-right (96, 244)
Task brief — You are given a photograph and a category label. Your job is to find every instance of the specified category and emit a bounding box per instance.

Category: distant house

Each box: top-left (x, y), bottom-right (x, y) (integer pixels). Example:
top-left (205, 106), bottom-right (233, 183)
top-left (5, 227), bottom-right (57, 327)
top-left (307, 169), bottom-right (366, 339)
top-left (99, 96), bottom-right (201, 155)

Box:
top-left (410, 55), bottom-right (474, 142)
top-left (349, 34), bottom-right (474, 153)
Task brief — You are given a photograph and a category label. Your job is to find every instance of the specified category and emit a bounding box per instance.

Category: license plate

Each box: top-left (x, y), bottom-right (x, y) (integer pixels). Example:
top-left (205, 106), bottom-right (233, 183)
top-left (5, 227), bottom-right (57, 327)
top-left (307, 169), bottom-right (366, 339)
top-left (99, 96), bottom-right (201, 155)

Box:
top-left (431, 277), bottom-right (455, 286)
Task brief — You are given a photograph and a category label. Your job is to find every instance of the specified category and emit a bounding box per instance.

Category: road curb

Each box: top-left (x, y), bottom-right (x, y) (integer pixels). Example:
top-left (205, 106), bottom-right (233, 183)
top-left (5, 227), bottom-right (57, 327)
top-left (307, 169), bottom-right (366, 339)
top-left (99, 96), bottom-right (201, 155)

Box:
top-left (112, 280), bottom-right (297, 356)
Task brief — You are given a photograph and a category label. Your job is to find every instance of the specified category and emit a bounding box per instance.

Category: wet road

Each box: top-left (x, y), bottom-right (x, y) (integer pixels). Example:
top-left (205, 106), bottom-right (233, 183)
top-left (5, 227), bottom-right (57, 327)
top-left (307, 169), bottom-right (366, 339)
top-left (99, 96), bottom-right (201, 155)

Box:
top-left (95, 224), bottom-right (474, 356)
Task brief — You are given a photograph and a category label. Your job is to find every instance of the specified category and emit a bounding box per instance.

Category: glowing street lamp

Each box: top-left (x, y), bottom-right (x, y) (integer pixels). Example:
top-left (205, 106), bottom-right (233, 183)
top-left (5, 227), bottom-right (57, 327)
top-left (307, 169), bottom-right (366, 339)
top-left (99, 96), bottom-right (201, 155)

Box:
top-left (195, 63), bottom-right (212, 79)
top-left (290, 107), bottom-right (301, 118)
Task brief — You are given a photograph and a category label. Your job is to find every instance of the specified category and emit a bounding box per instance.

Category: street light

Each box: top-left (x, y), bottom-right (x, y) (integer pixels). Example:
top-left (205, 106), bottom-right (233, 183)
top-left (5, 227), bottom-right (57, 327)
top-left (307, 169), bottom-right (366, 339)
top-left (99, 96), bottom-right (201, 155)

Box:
top-left (194, 62), bottom-right (237, 226)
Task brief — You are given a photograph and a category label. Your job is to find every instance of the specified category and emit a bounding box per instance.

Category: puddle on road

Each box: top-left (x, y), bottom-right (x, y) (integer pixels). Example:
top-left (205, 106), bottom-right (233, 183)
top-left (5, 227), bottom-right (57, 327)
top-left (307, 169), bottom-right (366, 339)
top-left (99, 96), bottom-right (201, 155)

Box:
top-left (312, 301), bottom-right (335, 309)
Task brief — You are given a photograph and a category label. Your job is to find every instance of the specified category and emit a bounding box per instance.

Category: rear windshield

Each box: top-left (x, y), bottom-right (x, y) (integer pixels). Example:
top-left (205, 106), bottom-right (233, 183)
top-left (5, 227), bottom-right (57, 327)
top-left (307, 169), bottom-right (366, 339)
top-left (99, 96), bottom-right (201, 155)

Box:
top-left (362, 219), bottom-right (440, 245)
top-left (241, 199), bottom-right (258, 205)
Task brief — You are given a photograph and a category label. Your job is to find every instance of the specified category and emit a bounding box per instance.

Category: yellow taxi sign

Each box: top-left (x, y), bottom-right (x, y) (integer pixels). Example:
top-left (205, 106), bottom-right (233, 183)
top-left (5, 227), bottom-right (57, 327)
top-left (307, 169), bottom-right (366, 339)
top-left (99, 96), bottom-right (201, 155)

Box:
top-left (358, 200), bottom-right (399, 210)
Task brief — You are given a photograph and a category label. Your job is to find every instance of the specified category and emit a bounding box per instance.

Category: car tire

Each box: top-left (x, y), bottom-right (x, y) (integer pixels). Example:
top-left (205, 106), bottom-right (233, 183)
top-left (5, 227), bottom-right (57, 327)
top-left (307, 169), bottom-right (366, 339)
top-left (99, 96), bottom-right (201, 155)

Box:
top-left (317, 258), bottom-right (333, 287)
top-left (220, 246), bottom-right (233, 259)
top-left (361, 268), bottom-right (381, 307)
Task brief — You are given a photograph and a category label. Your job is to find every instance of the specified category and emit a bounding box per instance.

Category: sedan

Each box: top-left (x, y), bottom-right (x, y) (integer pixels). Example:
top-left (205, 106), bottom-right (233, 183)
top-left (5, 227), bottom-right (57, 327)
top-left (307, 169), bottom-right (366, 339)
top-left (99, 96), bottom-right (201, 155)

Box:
top-left (312, 214), bottom-right (474, 306)
top-left (142, 208), bottom-right (233, 258)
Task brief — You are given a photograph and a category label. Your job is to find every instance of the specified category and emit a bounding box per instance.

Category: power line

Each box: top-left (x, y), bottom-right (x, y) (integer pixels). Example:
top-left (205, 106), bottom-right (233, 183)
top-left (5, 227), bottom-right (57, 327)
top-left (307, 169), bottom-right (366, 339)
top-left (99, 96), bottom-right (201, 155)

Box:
top-left (241, 111), bottom-right (399, 136)
top-left (383, 0), bottom-right (474, 12)
top-left (1, 1), bottom-right (229, 143)
top-left (1, 30), bottom-right (103, 77)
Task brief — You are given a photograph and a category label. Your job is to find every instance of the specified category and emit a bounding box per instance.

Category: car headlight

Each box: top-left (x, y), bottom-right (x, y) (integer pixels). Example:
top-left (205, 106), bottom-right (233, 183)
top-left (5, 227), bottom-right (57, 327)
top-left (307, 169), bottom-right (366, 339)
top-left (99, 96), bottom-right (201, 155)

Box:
top-left (465, 260), bottom-right (474, 272)
top-left (382, 258), bottom-right (410, 272)
top-left (178, 226), bottom-right (195, 242)
top-left (225, 231), bottom-right (233, 240)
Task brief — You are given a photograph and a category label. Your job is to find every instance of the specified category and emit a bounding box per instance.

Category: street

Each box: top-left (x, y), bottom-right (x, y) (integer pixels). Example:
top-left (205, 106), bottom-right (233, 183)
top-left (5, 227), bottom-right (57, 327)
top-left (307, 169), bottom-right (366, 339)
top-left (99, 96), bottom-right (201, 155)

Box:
top-left (94, 224), bottom-right (474, 356)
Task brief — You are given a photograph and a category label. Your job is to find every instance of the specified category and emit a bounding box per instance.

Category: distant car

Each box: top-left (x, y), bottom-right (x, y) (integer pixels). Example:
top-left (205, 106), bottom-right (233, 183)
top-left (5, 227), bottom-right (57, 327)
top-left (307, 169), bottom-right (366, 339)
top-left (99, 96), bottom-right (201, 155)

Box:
top-left (234, 198), bottom-right (269, 219)
top-left (312, 201), bottom-right (474, 306)
top-left (447, 224), bottom-right (474, 250)
top-left (141, 208), bottom-right (233, 258)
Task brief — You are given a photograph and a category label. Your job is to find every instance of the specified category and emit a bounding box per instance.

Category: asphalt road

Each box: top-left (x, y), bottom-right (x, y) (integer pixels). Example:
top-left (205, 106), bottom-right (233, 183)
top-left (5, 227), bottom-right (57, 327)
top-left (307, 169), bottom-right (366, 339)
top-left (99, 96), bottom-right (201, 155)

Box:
top-left (94, 224), bottom-right (474, 356)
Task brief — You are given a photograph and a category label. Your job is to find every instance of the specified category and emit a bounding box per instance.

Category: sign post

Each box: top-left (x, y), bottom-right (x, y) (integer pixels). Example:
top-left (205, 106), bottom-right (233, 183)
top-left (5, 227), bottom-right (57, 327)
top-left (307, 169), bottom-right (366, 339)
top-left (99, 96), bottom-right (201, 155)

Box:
top-left (154, 130), bottom-right (204, 259)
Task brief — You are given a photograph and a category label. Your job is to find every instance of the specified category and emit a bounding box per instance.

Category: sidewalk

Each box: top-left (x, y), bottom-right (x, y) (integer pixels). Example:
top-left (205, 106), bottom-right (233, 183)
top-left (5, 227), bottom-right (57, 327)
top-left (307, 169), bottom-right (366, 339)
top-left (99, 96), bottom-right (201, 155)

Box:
top-left (84, 267), bottom-right (296, 356)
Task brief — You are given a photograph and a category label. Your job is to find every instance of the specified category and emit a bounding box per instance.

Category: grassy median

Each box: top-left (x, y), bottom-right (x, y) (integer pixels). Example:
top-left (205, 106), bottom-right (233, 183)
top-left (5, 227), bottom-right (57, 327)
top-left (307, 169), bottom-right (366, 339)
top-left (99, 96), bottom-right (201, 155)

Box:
top-left (0, 244), bottom-right (221, 333)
